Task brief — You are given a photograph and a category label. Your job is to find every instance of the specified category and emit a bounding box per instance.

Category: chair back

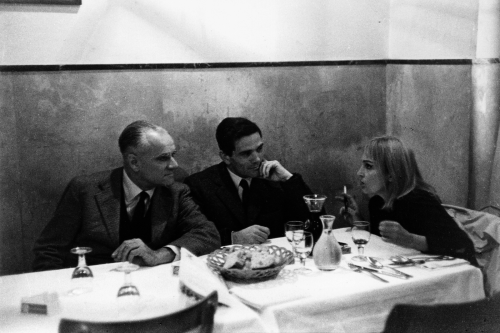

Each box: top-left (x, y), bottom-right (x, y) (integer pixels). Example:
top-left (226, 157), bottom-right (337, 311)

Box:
top-left (443, 204), bottom-right (500, 296)
top-left (383, 292), bottom-right (500, 333)
top-left (59, 291), bottom-right (218, 333)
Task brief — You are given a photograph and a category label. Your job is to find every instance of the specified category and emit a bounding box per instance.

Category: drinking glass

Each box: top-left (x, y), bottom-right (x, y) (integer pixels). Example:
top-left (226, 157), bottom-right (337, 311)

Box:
top-left (294, 231), bottom-right (314, 274)
top-left (285, 221), bottom-right (305, 258)
top-left (351, 221), bottom-right (371, 261)
top-left (116, 262), bottom-right (140, 298)
top-left (69, 247), bottom-right (93, 295)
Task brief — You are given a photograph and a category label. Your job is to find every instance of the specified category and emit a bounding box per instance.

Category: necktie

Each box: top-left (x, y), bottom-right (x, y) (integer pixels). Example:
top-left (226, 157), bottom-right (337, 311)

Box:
top-left (239, 179), bottom-right (250, 211)
top-left (131, 191), bottom-right (149, 240)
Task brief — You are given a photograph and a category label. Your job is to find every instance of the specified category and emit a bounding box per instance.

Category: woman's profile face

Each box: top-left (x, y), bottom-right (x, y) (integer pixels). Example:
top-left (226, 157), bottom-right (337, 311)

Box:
top-left (357, 153), bottom-right (387, 199)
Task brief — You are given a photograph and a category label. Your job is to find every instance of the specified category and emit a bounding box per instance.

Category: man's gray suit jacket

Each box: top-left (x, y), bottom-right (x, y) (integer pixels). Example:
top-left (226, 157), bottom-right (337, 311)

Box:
top-left (33, 167), bottom-right (220, 271)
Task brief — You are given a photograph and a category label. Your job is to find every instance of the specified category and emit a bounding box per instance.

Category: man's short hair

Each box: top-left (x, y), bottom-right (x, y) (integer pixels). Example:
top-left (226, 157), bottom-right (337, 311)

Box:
top-left (118, 120), bottom-right (161, 154)
top-left (216, 117), bottom-right (262, 156)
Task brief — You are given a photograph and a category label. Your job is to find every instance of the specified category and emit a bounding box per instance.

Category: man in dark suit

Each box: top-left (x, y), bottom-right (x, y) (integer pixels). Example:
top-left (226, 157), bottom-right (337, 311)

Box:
top-left (33, 121), bottom-right (220, 271)
top-left (184, 117), bottom-right (312, 245)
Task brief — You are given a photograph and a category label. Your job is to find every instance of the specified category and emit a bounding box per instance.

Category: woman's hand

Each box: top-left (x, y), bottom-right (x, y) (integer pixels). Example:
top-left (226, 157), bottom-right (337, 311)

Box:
top-left (379, 220), bottom-right (428, 251)
top-left (335, 193), bottom-right (361, 223)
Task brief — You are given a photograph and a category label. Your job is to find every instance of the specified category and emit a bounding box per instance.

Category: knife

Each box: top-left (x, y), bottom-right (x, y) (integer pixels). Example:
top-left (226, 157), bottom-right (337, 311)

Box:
top-left (384, 266), bottom-right (413, 279)
top-left (348, 263), bottom-right (389, 283)
top-left (349, 263), bottom-right (411, 280)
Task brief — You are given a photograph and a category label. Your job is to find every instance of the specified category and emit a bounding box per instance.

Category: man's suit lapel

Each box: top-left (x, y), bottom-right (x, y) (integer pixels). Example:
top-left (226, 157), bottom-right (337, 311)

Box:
top-left (150, 187), bottom-right (173, 245)
top-left (95, 168), bottom-right (122, 247)
top-left (215, 164), bottom-right (247, 227)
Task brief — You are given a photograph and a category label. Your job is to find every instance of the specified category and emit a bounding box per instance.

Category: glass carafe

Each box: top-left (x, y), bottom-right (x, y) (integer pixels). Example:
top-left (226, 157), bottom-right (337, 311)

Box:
top-left (313, 215), bottom-right (342, 271)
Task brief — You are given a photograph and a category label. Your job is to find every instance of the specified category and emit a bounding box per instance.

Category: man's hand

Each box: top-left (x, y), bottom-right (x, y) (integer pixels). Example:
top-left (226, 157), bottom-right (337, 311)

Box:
top-left (232, 225), bottom-right (270, 244)
top-left (379, 220), bottom-right (428, 251)
top-left (111, 239), bottom-right (175, 266)
top-left (259, 160), bottom-right (292, 182)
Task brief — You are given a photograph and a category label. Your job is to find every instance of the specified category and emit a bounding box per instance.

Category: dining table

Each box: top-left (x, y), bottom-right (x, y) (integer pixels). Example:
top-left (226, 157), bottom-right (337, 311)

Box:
top-left (0, 227), bottom-right (486, 333)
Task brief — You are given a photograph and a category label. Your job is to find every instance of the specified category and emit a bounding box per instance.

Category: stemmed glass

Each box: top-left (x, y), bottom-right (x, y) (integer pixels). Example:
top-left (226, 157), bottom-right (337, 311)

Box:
top-left (294, 231), bottom-right (314, 274)
top-left (69, 247), bottom-right (93, 295)
top-left (116, 262), bottom-right (140, 298)
top-left (303, 194), bottom-right (327, 248)
top-left (285, 221), bottom-right (305, 258)
top-left (351, 221), bottom-right (371, 261)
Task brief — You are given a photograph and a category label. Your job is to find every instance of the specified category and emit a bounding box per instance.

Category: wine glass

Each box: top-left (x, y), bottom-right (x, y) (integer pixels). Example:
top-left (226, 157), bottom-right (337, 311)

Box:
top-left (285, 221), bottom-right (305, 258)
top-left (351, 221), bottom-right (371, 261)
top-left (294, 231), bottom-right (314, 274)
top-left (116, 262), bottom-right (140, 298)
top-left (69, 247), bottom-right (93, 296)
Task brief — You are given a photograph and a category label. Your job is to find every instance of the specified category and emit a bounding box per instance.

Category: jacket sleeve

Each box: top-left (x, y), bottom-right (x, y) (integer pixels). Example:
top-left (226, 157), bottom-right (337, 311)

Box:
top-left (281, 173), bottom-right (314, 224)
top-left (403, 193), bottom-right (478, 265)
top-left (168, 184), bottom-right (221, 256)
top-left (184, 175), bottom-right (233, 246)
top-left (32, 178), bottom-right (83, 271)
top-left (420, 203), bottom-right (478, 264)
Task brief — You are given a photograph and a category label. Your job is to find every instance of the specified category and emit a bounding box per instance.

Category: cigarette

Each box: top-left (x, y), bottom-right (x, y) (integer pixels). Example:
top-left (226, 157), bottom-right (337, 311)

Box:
top-left (344, 186), bottom-right (347, 194)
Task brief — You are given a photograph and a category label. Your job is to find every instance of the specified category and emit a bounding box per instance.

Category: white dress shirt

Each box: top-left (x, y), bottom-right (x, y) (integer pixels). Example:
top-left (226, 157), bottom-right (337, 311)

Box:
top-left (122, 170), bottom-right (180, 261)
top-left (227, 168), bottom-right (252, 201)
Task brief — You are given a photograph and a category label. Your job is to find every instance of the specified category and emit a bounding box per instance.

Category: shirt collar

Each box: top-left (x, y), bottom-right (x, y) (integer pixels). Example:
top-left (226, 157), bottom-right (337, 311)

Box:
top-left (123, 170), bottom-right (155, 204)
top-left (226, 167), bottom-right (252, 189)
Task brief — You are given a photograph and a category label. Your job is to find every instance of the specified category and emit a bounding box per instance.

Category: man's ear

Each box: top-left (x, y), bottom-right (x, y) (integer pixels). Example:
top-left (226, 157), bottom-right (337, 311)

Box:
top-left (127, 153), bottom-right (140, 172)
top-left (219, 150), bottom-right (231, 165)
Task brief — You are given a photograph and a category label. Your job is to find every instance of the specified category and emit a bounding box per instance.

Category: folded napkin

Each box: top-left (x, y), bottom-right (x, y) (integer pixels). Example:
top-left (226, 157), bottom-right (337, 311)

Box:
top-left (178, 248), bottom-right (232, 306)
top-left (230, 282), bottom-right (309, 310)
top-left (421, 258), bottom-right (469, 270)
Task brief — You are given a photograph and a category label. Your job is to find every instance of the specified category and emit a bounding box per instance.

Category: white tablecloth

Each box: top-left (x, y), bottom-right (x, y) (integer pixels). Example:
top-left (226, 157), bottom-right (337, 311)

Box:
top-left (228, 228), bottom-right (486, 333)
top-left (0, 261), bottom-right (267, 333)
top-left (0, 228), bottom-right (485, 333)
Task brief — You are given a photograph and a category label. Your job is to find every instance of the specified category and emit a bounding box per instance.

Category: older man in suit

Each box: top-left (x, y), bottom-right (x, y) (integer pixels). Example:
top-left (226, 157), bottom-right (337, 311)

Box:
top-left (33, 120), bottom-right (220, 271)
top-left (184, 117), bottom-right (313, 246)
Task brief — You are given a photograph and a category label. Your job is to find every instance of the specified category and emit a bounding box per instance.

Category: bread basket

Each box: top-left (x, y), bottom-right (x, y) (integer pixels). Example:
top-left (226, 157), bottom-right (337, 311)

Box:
top-left (207, 244), bottom-right (294, 283)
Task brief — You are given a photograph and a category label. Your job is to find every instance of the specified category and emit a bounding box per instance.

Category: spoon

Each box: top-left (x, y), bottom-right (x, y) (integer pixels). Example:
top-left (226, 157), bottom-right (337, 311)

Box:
top-left (368, 257), bottom-right (384, 269)
top-left (390, 255), bottom-right (454, 265)
top-left (368, 257), bottom-right (413, 278)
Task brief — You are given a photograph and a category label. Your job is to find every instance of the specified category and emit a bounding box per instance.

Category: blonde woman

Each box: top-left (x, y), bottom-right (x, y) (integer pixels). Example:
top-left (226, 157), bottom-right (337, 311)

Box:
top-left (343, 136), bottom-right (476, 264)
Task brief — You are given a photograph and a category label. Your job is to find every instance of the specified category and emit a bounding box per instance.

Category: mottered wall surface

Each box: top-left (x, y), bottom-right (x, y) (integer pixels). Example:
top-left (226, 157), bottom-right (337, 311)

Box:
top-left (0, 64), bottom-right (470, 274)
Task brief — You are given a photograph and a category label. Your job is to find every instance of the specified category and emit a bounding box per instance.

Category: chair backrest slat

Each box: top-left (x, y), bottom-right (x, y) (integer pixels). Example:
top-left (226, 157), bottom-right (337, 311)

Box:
top-left (59, 291), bottom-right (218, 333)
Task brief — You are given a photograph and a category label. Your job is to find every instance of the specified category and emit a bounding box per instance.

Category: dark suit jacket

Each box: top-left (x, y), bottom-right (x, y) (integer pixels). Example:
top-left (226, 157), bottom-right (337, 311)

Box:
top-left (184, 162), bottom-right (312, 245)
top-left (33, 168), bottom-right (220, 271)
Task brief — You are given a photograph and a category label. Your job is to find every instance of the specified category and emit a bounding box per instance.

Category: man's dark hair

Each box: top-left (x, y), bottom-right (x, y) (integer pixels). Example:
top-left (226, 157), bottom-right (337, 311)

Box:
top-left (216, 117), bottom-right (262, 155)
top-left (118, 120), bottom-right (160, 154)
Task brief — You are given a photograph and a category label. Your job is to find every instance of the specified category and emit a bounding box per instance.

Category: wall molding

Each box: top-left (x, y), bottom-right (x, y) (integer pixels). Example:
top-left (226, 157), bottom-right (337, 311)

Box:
top-left (0, 59), bottom-right (488, 72)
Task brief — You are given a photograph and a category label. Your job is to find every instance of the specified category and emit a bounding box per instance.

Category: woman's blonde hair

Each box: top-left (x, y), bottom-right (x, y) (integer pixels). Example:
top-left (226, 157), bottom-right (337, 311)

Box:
top-left (364, 136), bottom-right (437, 210)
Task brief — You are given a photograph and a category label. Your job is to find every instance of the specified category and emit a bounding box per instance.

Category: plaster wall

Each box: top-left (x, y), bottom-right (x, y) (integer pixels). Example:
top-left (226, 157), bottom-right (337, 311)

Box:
top-left (1, 0), bottom-right (489, 65)
top-left (386, 64), bottom-right (472, 205)
top-left (1, 66), bottom-right (387, 274)
top-left (0, 64), bottom-right (473, 275)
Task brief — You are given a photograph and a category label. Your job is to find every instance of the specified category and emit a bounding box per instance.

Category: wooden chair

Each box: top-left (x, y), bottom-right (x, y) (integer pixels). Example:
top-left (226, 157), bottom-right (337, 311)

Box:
top-left (383, 292), bottom-right (500, 333)
top-left (59, 291), bottom-right (218, 333)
